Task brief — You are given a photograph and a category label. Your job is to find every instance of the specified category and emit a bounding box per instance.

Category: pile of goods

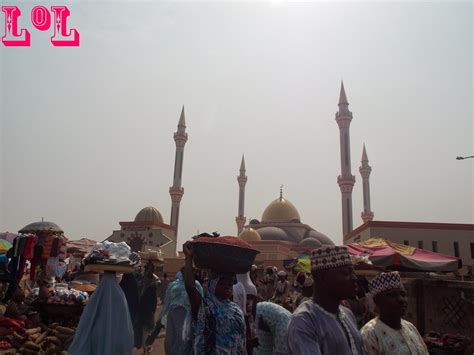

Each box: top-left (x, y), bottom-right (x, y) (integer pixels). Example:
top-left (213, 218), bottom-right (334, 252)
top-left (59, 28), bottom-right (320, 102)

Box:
top-left (44, 288), bottom-right (88, 306)
top-left (424, 332), bottom-right (471, 354)
top-left (82, 241), bottom-right (139, 267)
top-left (138, 250), bottom-right (163, 266)
top-left (191, 233), bottom-right (259, 273)
top-left (31, 285), bottom-right (88, 307)
top-left (67, 281), bottom-right (96, 294)
top-left (0, 321), bottom-right (76, 354)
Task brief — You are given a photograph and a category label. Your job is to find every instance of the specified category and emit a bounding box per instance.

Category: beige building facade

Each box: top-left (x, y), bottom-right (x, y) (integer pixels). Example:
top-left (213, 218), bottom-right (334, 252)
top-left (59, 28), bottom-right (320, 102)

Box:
top-left (107, 206), bottom-right (177, 258)
top-left (344, 221), bottom-right (474, 267)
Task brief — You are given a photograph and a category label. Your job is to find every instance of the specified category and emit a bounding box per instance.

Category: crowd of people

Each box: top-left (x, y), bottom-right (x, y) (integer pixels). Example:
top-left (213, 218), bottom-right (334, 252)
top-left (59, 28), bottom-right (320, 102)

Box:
top-left (140, 243), bottom-right (429, 355)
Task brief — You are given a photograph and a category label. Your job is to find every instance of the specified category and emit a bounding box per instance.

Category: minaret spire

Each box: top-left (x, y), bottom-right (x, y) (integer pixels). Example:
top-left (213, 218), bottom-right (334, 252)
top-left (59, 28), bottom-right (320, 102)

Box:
top-left (178, 105), bottom-right (186, 128)
top-left (359, 144), bottom-right (374, 223)
top-left (236, 154), bottom-right (247, 234)
top-left (279, 185), bottom-right (283, 201)
top-left (335, 81), bottom-right (356, 238)
top-left (339, 81), bottom-right (349, 106)
top-left (169, 106), bottom-right (188, 252)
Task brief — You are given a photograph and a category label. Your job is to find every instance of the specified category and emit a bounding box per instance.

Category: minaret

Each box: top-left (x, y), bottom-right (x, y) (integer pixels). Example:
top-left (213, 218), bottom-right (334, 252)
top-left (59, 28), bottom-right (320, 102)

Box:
top-left (335, 81), bottom-right (356, 237)
top-left (359, 144), bottom-right (374, 223)
top-left (236, 155), bottom-right (247, 234)
top-left (169, 106), bottom-right (188, 240)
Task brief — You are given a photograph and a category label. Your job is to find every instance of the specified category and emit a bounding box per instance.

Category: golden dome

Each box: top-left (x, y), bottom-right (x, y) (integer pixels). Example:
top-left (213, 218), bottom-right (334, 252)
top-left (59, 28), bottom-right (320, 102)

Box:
top-left (261, 197), bottom-right (301, 223)
top-left (134, 206), bottom-right (164, 223)
top-left (239, 227), bottom-right (261, 242)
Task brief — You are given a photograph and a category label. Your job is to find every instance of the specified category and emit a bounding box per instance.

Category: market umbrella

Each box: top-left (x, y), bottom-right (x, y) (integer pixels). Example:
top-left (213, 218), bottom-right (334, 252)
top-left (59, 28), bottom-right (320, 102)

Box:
top-left (0, 240), bottom-right (12, 253)
top-left (346, 237), bottom-right (460, 272)
top-left (18, 221), bottom-right (64, 234)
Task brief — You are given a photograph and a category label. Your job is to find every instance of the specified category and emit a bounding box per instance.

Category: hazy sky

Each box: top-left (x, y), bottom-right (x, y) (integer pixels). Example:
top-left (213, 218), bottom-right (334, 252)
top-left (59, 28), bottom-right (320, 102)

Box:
top-left (1, 1), bottom-right (473, 248)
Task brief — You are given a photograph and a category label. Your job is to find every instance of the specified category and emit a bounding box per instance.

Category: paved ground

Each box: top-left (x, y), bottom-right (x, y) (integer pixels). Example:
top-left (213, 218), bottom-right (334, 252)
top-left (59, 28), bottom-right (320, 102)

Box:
top-left (131, 333), bottom-right (165, 355)
top-left (132, 304), bottom-right (165, 355)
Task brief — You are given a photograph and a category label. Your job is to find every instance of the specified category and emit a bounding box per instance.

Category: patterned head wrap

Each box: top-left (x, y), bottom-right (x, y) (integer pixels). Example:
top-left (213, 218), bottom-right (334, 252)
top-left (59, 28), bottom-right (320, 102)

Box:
top-left (368, 271), bottom-right (403, 298)
top-left (311, 246), bottom-right (353, 271)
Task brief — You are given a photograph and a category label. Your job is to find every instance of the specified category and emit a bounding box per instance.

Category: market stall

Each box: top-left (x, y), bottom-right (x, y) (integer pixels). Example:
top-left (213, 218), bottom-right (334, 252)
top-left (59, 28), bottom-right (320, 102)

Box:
top-left (0, 221), bottom-right (94, 353)
top-left (346, 237), bottom-right (461, 272)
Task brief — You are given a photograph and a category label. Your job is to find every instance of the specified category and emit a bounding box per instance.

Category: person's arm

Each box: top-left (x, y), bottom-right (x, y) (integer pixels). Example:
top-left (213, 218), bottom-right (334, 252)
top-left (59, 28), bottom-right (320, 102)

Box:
top-left (287, 314), bottom-right (321, 355)
top-left (145, 319), bottom-right (163, 347)
top-left (183, 242), bottom-right (202, 320)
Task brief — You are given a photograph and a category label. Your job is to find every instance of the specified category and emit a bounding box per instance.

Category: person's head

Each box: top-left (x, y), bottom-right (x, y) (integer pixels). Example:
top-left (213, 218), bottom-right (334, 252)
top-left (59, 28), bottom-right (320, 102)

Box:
top-left (210, 272), bottom-right (235, 301)
top-left (277, 270), bottom-right (287, 281)
top-left (369, 271), bottom-right (407, 319)
top-left (144, 261), bottom-right (155, 279)
top-left (163, 273), bottom-right (168, 279)
top-left (311, 246), bottom-right (357, 301)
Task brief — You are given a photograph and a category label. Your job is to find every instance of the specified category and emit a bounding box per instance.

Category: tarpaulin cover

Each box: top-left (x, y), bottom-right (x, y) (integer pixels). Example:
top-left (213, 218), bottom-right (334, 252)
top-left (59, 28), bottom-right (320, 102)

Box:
top-left (68, 272), bottom-right (134, 355)
top-left (283, 255), bottom-right (311, 274)
top-left (66, 238), bottom-right (97, 255)
top-left (346, 238), bottom-right (460, 272)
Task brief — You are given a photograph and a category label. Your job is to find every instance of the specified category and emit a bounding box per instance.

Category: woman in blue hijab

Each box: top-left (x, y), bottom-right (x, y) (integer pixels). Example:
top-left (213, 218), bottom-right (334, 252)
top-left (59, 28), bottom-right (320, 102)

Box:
top-left (183, 242), bottom-right (246, 355)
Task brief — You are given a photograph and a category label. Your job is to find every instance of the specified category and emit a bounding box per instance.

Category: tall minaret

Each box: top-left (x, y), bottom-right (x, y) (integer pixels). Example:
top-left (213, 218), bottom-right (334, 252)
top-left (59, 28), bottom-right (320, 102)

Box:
top-left (235, 155), bottom-right (247, 234)
top-left (335, 81), bottom-right (356, 237)
top-left (359, 144), bottom-right (374, 223)
top-left (169, 106), bottom-right (188, 240)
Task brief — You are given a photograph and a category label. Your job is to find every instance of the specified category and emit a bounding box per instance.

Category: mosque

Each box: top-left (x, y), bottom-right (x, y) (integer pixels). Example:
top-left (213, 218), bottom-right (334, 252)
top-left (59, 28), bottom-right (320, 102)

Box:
top-left (105, 82), bottom-right (473, 270)
top-left (107, 82), bottom-right (374, 263)
top-left (235, 81), bottom-right (372, 263)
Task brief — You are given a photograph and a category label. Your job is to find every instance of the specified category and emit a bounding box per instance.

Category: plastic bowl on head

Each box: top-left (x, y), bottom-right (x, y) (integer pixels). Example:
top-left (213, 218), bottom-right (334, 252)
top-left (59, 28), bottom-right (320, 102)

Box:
top-left (191, 236), bottom-right (259, 274)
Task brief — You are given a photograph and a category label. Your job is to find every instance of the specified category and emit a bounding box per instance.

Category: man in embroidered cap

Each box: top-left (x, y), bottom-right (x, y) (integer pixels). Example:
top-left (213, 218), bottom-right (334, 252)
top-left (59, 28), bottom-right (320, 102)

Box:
top-left (361, 272), bottom-right (428, 355)
top-left (287, 246), bottom-right (366, 355)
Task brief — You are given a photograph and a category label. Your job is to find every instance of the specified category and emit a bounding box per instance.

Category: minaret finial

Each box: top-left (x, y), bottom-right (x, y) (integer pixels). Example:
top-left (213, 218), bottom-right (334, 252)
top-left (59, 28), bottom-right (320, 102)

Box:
top-left (240, 154), bottom-right (246, 172)
top-left (339, 80), bottom-right (349, 106)
top-left (361, 143), bottom-right (369, 162)
top-left (279, 185), bottom-right (283, 200)
top-left (178, 105), bottom-right (186, 128)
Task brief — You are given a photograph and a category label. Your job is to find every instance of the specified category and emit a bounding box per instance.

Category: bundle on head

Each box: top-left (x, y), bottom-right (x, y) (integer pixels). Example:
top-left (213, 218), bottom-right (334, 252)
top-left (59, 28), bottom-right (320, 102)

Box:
top-left (191, 235), bottom-right (259, 274)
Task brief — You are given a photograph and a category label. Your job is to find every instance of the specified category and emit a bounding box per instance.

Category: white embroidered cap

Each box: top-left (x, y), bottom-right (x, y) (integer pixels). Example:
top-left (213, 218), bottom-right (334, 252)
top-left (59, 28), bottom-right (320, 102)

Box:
top-left (311, 246), bottom-right (353, 271)
top-left (368, 271), bottom-right (403, 297)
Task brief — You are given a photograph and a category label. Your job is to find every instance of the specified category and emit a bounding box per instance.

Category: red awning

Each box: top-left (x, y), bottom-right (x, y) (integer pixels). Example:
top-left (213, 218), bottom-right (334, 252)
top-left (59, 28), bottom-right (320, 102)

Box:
top-left (346, 238), bottom-right (460, 272)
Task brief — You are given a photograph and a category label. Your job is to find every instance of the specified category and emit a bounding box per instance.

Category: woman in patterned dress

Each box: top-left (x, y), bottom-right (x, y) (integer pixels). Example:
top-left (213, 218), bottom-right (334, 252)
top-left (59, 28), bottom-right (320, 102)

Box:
top-left (183, 242), bottom-right (246, 355)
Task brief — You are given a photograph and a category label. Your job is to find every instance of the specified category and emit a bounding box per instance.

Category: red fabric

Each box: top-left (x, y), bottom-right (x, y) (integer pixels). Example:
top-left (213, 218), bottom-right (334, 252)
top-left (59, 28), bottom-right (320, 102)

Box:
top-left (393, 253), bottom-right (400, 266)
top-left (347, 243), bottom-right (458, 262)
top-left (0, 316), bottom-right (24, 331)
top-left (346, 241), bottom-right (459, 272)
top-left (23, 236), bottom-right (37, 260)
